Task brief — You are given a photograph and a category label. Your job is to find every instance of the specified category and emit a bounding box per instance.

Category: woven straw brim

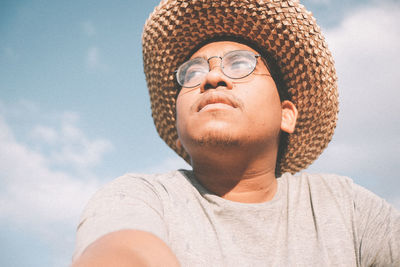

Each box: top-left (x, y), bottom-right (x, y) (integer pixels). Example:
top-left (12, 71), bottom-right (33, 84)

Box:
top-left (142, 0), bottom-right (339, 174)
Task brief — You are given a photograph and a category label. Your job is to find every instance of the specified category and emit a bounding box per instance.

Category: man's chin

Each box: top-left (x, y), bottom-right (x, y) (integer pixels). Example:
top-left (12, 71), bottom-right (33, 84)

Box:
top-left (192, 131), bottom-right (242, 148)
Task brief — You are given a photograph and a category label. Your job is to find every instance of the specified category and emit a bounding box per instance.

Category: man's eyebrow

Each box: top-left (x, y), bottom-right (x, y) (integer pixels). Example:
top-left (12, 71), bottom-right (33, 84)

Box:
top-left (191, 50), bottom-right (236, 61)
top-left (190, 55), bottom-right (208, 60)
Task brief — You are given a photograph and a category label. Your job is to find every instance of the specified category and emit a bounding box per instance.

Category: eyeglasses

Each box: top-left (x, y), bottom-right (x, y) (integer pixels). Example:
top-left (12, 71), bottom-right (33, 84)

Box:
top-left (175, 50), bottom-right (270, 88)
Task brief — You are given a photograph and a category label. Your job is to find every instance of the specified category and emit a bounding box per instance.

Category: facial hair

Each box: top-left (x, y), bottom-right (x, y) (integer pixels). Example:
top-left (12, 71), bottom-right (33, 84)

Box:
top-left (194, 130), bottom-right (242, 148)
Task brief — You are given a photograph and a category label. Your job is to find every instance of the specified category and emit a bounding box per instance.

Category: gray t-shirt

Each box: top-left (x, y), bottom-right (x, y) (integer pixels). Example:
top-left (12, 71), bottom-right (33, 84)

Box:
top-left (73, 170), bottom-right (400, 266)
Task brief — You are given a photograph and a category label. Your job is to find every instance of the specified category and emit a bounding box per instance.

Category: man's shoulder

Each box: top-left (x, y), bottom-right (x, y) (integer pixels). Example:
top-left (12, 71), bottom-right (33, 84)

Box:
top-left (284, 171), bottom-right (354, 187)
top-left (111, 170), bottom-right (187, 186)
top-left (93, 169), bottom-right (194, 199)
top-left (295, 172), bottom-right (354, 187)
top-left (282, 172), bottom-right (357, 203)
top-left (81, 169), bottom-right (195, 221)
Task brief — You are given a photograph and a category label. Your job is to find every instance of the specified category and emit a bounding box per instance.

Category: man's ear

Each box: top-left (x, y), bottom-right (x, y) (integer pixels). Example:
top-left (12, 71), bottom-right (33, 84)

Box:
top-left (176, 138), bottom-right (182, 150)
top-left (280, 100), bottom-right (298, 134)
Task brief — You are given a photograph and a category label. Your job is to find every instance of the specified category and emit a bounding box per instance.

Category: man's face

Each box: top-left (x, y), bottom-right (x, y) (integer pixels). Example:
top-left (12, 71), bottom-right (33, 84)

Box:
top-left (175, 41), bottom-right (287, 159)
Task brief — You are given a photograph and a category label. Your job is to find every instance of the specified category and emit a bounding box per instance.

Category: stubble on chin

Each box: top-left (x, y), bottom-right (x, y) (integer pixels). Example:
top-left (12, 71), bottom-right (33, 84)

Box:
top-left (194, 131), bottom-right (242, 148)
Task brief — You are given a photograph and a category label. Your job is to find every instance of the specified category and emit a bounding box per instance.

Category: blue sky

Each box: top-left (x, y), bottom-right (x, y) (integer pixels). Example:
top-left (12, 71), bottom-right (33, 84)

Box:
top-left (1, 0), bottom-right (399, 266)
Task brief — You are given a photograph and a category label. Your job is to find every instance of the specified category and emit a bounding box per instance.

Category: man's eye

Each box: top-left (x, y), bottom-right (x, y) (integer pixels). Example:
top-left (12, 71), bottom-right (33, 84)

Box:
top-left (185, 67), bottom-right (205, 82)
top-left (230, 60), bottom-right (252, 70)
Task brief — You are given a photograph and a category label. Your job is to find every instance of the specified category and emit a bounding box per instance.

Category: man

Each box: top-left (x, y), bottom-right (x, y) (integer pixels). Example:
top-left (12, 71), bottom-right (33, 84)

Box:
top-left (72, 0), bottom-right (400, 266)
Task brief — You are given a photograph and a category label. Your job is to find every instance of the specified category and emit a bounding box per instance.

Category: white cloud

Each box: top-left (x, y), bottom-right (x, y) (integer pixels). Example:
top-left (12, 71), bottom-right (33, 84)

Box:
top-left (82, 20), bottom-right (107, 71)
top-left (30, 125), bottom-right (58, 144)
top-left (86, 46), bottom-right (108, 71)
top-left (393, 197), bottom-right (400, 211)
top-left (86, 46), bottom-right (99, 68)
top-left (0, 115), bottom-right (109, 226)
top-left (308, 1), bottom-right (400, 205)
top-left (2, 46), bottom-right (19, 60)
top-left (52, 120), bottom-right (113, 169)
top-left (30, 122), bottom-right (113, 170)
top-left (0, 102), bottom-right (113, 266)
top-left (82, 20), bottom-right (96, 37)
top-left (0, 99), bottom-right (40, 118)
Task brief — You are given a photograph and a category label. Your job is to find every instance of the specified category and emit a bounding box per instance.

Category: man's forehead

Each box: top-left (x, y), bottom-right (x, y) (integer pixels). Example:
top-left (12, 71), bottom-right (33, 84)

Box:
top-left (190, 41), bottom-right (259, 59)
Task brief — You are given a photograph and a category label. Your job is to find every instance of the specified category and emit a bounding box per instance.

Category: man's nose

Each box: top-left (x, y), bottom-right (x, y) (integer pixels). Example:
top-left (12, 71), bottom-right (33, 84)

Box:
top-left (200, 65), bottom-right (234, 92)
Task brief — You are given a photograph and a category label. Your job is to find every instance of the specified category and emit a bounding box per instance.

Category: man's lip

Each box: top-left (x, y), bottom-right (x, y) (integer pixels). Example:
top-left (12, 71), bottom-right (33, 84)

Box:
top-left (196, 92), bottom-right (239, 112)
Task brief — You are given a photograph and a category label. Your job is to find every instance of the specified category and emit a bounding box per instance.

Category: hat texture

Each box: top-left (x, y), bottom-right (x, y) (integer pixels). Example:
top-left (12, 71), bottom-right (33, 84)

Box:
top-left (142, 0), bottom-right (339, 174)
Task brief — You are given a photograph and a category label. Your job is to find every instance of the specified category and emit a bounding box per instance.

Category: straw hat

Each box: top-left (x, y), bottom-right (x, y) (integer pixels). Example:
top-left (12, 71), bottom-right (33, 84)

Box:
top-left (142, 0), bottom-right (338, 174)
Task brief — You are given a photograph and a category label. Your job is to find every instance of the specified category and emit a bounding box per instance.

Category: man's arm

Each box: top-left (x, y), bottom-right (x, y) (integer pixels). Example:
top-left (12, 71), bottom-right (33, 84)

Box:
top-left (71, 230), bottom-right (180, 267)
top-left (354, 184), bottom-right (400, 266)
top-left (72, 174), bottom-right (179, 266)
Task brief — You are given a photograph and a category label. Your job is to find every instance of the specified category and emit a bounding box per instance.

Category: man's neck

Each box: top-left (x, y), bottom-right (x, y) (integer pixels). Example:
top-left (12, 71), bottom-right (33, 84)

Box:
top-left (191, 150), bottom-right (278, 203)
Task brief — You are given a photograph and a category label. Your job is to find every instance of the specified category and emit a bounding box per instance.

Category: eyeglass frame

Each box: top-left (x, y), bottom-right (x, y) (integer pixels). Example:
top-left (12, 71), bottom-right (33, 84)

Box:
top-left (174, 50), bottom-right (272, 88)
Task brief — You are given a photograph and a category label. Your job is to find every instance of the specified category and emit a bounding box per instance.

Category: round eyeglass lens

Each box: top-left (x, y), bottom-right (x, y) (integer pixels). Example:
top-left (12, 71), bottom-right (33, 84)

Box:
top-left (222, 50), bottom-right (257, 79)
top-left (177, 57), bottom-right (208, 88)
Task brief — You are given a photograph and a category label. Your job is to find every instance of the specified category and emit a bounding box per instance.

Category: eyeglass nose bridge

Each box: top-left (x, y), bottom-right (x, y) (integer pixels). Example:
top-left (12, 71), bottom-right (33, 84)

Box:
top-left (206, 55), bottom-right (223, 71)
